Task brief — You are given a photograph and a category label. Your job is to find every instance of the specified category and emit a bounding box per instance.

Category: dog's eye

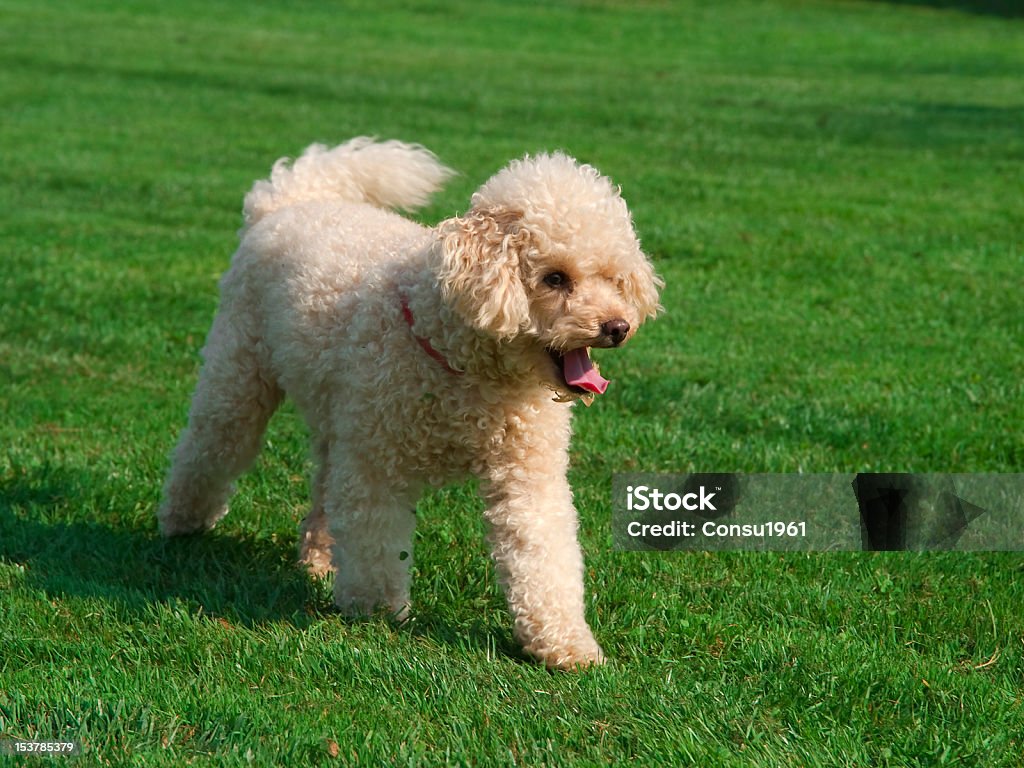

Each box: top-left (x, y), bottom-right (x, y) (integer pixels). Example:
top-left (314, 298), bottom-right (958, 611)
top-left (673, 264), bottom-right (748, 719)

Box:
top-left (543, 271), bottom-right (569, 289)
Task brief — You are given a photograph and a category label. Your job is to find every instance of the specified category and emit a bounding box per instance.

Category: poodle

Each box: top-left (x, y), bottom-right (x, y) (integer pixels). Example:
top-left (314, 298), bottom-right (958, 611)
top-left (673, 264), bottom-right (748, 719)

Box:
top-left (158, 138), bottom-right (662, 669)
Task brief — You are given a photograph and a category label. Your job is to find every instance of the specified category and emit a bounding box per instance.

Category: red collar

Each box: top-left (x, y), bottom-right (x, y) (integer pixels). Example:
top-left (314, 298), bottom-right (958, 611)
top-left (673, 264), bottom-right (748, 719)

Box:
top-left (400, 295), bottom-right (463, 376)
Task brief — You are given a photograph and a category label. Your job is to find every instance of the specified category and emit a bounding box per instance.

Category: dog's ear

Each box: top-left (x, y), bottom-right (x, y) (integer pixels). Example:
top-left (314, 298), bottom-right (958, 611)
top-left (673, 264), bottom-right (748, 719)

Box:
top-left (623, 255), bottom-right (664, 321)
top-left (436, 207), bottom-right (531, 339)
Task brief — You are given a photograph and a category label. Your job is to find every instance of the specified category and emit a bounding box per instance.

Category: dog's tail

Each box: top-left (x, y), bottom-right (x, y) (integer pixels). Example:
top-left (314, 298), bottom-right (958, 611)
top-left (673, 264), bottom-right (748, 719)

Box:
top-left (242, 137), bottom-right (455, 231)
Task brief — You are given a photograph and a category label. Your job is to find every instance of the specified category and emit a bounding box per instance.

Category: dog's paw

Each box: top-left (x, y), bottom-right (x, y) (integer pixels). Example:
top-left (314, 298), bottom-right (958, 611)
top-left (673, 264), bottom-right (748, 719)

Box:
top-left (299, 544), bottom-right (336, 578)
top-left (547, 643), bottom-right (606, 671)
top-left (334, 592), bottom-right (411, 624)
top-left (156, 504), bottom-right (226, 537)
top-left (523, 631), bottom-right (607, 671)
top-left (298, 505), bottom-right (336, 577)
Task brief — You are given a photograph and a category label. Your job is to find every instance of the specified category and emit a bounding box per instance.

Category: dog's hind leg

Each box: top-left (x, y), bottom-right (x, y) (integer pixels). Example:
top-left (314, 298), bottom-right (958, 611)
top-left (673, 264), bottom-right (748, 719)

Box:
top-left (321, 451), bottom-right (418, 620)
top-left (298, 435), bottom-right (336, 576)
top-left (158, 309), bottom-right (283, 536)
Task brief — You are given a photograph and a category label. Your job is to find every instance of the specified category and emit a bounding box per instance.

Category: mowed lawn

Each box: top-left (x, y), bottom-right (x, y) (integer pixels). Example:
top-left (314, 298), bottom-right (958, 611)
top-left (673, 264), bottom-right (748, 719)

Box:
top-left (1, 0), bottom-right (1022, 764)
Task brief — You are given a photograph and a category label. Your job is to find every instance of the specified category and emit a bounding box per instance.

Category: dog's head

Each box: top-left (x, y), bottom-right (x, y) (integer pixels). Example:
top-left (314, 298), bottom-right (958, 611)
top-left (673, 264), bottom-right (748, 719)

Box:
top-left (436, 152), bottom-right (662, 401)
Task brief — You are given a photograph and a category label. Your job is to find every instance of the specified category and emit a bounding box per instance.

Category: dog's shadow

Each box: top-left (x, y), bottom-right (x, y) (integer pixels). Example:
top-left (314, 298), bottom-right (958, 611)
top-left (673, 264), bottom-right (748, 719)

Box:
top-left (1, 464), bottom-right (518, 660)
top-left (0, 467), bottom-right (324, 626)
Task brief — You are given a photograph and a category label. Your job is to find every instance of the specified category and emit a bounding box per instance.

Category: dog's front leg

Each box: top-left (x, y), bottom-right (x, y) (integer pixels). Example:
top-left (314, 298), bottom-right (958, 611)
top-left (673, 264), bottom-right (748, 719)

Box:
top-left (482, 467), bottom-right (605, 670)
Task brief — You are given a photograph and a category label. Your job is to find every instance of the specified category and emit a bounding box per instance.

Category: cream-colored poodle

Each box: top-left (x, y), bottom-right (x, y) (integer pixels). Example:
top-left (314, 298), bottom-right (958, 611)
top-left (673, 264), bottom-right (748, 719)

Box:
top-left (158, 138), bottom-right (661, 669)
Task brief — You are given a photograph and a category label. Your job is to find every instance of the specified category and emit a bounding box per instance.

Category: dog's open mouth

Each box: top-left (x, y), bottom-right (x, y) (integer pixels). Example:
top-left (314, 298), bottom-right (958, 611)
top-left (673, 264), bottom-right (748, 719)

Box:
top-left (548, 347), bottom-right (610, 397)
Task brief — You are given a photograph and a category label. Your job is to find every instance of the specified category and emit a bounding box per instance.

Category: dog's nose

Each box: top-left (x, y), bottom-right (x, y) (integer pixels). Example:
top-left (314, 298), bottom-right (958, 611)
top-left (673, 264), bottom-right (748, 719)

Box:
top-left (601, 319), bottom-right (630, 346)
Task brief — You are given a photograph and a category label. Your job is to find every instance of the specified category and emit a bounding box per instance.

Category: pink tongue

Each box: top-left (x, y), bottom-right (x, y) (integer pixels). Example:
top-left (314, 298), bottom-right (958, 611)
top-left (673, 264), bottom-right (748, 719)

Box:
top-left (563, 348), bottom-right (609, 394)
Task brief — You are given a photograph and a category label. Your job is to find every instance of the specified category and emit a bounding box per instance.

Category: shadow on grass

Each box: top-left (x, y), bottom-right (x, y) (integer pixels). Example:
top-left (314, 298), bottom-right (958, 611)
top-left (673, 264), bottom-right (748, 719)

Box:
top-left (0, 502), bottom-right (327, 629)
top-left (872, 0), bottom-right (1024, 16)
top-left (0, 464), bottom-right (513, 660)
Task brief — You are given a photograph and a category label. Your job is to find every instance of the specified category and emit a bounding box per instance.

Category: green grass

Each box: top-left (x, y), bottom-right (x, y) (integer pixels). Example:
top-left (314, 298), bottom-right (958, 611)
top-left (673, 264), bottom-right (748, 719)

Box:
top-left (2, 0), bottom-right (1023, 764)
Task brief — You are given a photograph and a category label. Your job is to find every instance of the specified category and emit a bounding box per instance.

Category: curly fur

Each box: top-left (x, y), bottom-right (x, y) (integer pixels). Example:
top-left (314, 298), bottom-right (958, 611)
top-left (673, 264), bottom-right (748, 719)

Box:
top-left (158, 138), bottom-right (662, 669)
